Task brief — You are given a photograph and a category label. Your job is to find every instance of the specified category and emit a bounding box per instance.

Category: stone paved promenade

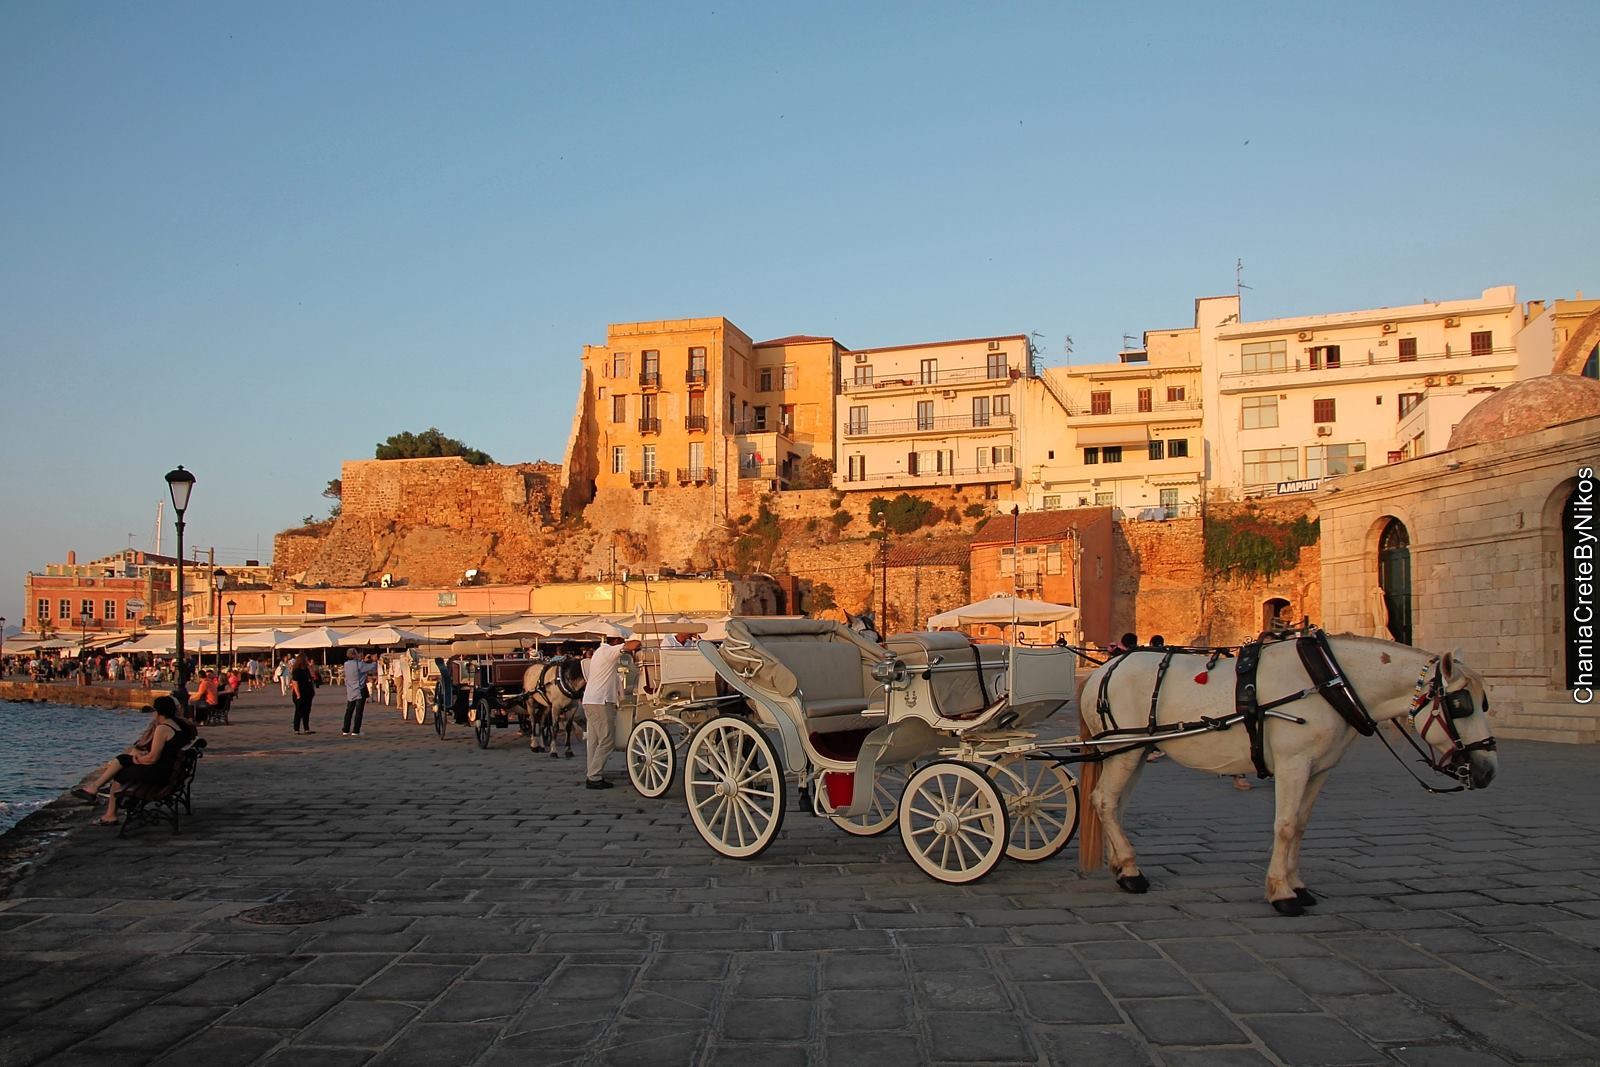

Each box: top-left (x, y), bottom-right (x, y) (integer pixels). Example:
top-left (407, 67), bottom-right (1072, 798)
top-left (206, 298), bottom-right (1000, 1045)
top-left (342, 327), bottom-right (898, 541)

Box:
top-left (3, 687), bottom-right (1599, 1066)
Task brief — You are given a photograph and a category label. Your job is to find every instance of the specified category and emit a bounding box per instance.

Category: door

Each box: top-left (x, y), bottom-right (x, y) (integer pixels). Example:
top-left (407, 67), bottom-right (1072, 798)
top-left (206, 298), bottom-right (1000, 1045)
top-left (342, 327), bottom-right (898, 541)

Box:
top-left (1378, 519), bottom-right (1412, 645)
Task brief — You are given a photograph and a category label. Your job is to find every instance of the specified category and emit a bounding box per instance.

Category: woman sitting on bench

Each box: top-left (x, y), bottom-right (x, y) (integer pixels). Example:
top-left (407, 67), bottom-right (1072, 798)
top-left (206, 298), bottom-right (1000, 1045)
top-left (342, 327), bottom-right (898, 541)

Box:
top-left (73, 696), bottom-right (197, 826)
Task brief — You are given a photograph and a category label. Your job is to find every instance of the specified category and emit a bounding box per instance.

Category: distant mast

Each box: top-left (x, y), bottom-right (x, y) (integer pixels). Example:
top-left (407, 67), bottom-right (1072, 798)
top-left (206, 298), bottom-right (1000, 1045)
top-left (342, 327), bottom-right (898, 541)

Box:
top-left (152, 500), bottom-right (165, 556)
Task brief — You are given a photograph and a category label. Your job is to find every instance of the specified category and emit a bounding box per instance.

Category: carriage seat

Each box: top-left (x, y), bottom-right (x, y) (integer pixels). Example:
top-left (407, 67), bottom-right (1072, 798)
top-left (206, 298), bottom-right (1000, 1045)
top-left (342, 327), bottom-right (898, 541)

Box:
top-left (885, 632), bottom-right (1001, 719)
top-left (725, 618), bottom-right (884, 731)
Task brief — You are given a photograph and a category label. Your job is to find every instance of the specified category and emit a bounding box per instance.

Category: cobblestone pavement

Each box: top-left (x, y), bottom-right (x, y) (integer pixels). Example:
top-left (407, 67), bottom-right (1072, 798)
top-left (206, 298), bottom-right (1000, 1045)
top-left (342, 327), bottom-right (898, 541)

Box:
top-left (2, 686), bottom-right (1598, 1066)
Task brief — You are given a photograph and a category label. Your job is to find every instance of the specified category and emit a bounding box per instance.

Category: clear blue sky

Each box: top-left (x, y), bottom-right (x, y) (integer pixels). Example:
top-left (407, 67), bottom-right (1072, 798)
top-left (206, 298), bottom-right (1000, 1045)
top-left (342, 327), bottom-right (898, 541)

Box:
top-left (3, 0), bottom-right (1596, 626)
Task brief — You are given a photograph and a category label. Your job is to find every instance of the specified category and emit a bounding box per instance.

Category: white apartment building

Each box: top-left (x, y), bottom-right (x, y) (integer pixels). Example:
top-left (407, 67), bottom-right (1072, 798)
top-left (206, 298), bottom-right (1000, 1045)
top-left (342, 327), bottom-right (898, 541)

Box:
top-left (1015, 332), bottom-right (1204, 516)
top-left (1197, 286), bottom-right (1523, 496)
top-left (833, 335), bottom-right (1027, 494)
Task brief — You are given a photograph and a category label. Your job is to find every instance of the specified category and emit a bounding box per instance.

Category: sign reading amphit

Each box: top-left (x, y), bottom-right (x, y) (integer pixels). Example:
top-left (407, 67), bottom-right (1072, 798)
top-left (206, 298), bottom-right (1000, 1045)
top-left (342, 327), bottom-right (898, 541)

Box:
top-left (1276, 478), bottom-right (1322, 495)
top-left (125, 597), bottom-right (147, 611)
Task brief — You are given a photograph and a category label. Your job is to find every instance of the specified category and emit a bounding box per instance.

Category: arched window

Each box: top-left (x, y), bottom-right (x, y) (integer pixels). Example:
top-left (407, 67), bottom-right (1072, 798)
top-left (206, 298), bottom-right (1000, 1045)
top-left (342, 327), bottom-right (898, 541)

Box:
top-left (1583, 344), bottom-right (1597, 380)
top-left (1379, 519), bottom-right (1413, 645)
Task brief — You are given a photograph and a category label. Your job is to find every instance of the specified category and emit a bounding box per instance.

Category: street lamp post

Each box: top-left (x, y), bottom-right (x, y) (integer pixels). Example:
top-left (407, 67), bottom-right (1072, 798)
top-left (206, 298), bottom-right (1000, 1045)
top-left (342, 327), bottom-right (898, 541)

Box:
top-left (165, 466), bottom-right (195, 702)
top-left (0, 615), bottom-right (7, 677)
top-left (213, 570), bottom-right (228, 677)
top-left (226, 599), bottom-right (237, 671)
top-left (79, 610), bottom-right (91, 683)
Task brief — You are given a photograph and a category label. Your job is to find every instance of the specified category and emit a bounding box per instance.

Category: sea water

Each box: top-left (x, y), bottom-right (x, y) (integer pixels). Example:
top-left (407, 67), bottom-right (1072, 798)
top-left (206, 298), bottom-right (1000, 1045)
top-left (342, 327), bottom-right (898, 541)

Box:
top-left (0, 701), bottom-right (148, 834)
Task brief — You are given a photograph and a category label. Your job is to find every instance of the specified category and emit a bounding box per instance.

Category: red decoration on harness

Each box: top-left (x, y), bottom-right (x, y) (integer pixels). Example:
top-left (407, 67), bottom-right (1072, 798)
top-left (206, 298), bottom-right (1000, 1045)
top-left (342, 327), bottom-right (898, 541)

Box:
top-left (1193, 671), bottom-right (1209, 684)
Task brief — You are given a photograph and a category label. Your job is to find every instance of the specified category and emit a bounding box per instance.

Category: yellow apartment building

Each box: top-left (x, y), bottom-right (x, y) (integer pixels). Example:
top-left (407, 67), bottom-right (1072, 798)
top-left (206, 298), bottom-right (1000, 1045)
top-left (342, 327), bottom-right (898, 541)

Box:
top-left (833, 334), bottom-right (1028, 495)
top-left (1517, 294), bottom-right (1600, 379)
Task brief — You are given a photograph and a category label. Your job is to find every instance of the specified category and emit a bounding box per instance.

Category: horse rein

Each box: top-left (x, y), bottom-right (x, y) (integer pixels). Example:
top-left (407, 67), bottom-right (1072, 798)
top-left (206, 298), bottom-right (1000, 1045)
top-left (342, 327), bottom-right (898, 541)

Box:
top-left (1372, 655), bottom-right (1496, 792)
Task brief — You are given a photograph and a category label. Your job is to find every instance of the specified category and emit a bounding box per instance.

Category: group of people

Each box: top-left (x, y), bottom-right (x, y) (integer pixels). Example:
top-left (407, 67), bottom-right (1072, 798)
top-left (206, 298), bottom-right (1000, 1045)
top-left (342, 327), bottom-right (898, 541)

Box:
top-left (276, 649), bottom-right (381, 736)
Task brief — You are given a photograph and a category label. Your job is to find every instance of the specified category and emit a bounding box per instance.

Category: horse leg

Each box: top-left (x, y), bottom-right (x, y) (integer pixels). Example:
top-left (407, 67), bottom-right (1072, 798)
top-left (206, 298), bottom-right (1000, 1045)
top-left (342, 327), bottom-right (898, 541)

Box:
top-left (1267, 762), bottom-right (1313, 915)
top-left (1286, 768), bottom-right (1332, 908)
top-left (1090, 751), bottom-right (1150, 893)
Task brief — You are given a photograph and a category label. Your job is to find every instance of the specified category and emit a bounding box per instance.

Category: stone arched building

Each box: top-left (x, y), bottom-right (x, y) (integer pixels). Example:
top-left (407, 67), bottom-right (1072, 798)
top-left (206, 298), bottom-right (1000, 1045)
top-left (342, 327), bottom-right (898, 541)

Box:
top-left (1316, 372), bottom-right (1600, 743)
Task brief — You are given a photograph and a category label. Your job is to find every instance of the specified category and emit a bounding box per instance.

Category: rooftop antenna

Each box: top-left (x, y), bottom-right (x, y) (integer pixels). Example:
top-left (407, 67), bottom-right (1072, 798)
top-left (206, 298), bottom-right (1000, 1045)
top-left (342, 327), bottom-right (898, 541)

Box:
top-left (1235, 258), bottom-right (1253, 299)
top-left (1122, 334), bottom-right (1139, 350)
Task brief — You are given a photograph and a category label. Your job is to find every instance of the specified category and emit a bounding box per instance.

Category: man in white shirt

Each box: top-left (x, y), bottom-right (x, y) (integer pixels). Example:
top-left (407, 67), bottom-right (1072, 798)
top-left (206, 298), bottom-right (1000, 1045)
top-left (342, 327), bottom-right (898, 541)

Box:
top-left (661, 631), bottom-right (698, 649)
top-left (582, 636), bottom-right (642, 788)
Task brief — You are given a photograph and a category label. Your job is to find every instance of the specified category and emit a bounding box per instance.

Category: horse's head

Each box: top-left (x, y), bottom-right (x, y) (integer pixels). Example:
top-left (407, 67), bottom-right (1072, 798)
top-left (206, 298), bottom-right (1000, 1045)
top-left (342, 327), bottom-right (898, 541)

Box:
top-left (1416, 649), bottom-right (1498, 790)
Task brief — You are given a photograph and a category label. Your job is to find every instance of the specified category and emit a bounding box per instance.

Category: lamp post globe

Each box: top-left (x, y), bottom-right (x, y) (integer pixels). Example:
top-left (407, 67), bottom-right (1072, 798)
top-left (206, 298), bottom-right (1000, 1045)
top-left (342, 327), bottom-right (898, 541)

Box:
top-left (165, 466), bottom-right (195, 703)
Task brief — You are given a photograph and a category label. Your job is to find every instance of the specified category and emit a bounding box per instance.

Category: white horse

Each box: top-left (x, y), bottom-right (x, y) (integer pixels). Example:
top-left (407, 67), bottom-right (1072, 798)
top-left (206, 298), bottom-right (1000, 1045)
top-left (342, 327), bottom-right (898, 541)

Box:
top-left (523, 657), bottom-right (586, 757)
top-left (1082, 633), bottom-right (1498, 915)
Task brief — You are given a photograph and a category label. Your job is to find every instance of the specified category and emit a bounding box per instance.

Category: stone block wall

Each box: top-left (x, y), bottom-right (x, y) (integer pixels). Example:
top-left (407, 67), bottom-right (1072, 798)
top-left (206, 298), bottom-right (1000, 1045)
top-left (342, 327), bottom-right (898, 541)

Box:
top-left (272, 529), bottom-right (331, 585)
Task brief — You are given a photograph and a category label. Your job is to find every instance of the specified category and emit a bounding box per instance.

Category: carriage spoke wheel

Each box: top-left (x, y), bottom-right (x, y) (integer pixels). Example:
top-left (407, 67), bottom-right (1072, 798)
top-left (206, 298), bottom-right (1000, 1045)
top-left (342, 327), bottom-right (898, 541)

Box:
top-left (829, 764), bottom-right (908, 837)
top-left (433, 702), bottom-right (446, 740)
top-left (684, 716), bottom-right (785, 860)
top-left (898, 760), bottom-right (1009, 884)
top-left (413, 694), bottom-right (430, 725)
top-left (989, 755), bottom-right (1079, 862)
top-left (471, 701), bottom-right (492, 749)
top-left (627, 719), bottom-right (676, 798)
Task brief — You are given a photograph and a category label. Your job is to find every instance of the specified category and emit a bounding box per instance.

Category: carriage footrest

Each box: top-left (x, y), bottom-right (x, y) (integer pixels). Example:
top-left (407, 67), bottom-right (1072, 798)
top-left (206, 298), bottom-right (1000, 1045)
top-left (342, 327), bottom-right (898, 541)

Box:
top-left (823, 772), bottom-right (854, 809)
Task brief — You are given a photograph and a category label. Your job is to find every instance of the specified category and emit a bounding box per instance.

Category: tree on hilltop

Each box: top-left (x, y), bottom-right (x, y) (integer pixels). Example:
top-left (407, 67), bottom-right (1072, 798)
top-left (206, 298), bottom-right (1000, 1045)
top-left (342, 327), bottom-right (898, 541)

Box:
top-left (375, 428), bottom-right (493, 465)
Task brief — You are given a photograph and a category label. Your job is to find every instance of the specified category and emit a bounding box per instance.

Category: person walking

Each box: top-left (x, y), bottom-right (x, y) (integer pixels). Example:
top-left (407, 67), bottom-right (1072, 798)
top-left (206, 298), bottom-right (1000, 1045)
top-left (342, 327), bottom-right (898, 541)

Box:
top-left (276, 656), bottom-right (292, 695)
top-left (342, 648), bottom-right (378, 736)
top-left (580, 636), bottom-right (641, 789)
top-left (290, 654), bottom-right (318, 734)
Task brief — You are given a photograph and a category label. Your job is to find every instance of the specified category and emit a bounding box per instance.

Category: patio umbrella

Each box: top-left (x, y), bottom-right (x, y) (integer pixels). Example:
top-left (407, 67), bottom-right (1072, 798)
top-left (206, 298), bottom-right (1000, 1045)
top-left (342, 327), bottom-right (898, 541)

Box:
top-left (277, 627), bottom-right (349, 650)
top-left (233, 628), bottom-right (301, 652)
top-left (546, 618), bottom-right (634, 640)
top-left (450, 620), bottom-right (501, 638)
top-left (926, 595), bottom-right (1080, 629)
top-left (489, 616), bottom-right (553, 638)
top-left (115, 633), bottom-right (176, 654)
top-left (340, 625), bottom-right (429, 647)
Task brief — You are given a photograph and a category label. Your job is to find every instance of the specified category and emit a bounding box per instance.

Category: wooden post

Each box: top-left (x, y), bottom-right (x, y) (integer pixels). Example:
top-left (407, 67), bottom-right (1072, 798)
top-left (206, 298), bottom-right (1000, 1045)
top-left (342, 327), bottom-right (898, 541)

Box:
top-left (1076, 674), bottom-right (1105, 873)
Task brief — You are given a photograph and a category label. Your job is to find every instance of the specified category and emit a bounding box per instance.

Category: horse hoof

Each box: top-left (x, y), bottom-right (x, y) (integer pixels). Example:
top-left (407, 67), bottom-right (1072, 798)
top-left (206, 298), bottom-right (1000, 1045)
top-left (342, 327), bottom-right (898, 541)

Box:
top-left (1116, 874), bottom-right (1150, 894)
top-left (1271, 897), bottom-right (1305, 917)
top-left (563, 751), bottom-right (574, 759)
top-left (1294, 887), bottom-right (1318, 908)
top-left (548, 750), bottom-right (560, 759)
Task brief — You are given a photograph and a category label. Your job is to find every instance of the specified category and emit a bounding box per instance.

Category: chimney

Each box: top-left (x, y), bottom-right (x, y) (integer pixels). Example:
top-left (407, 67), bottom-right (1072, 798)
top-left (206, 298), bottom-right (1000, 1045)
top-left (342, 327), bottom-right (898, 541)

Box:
top-left (66, 550), bottom-right (76, 565)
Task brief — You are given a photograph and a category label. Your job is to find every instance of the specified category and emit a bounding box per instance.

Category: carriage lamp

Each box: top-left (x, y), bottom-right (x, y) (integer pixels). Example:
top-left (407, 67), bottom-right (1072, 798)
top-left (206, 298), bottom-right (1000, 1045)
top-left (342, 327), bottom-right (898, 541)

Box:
top-left (165, 466), bottom-right (195, 698)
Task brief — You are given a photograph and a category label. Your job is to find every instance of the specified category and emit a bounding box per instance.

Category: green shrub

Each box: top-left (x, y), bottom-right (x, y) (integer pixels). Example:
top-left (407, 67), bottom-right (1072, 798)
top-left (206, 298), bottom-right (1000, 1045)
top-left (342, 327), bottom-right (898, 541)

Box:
top-left (831, 510), bottom-right (853, 529)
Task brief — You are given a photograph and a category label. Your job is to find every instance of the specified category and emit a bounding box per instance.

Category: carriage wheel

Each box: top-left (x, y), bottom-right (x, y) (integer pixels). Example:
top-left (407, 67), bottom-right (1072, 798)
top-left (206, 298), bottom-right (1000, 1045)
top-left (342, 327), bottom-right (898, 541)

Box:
top-left (433, 702), bottom-right (446, 740)
top-left (830, 764), bottom-right (908, 837)
top-left (684, 716), bottom-right (785, 860)
top-left (413, 693), bottom-right (430, 725)
top-left (473, 701), bottom-right (493, 749)
top-left (898, 760), bottom-right (1009, 885)
top-left (989, 755), bottom-right (1079, 863)
top-left (627, 719), bottom-right (676, 798)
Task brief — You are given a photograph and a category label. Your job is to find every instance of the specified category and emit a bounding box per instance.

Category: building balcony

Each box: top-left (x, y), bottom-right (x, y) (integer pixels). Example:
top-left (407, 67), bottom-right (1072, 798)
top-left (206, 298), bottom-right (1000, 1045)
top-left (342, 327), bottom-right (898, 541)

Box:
top-left (733, 419), bottom-right (795, 439)
top-left (685, 368), bottom-right (708, 387)
top-left (684, 414), bottom-right (708, 432)
top-left (676, 467), bottom-right (716, 485)
top-left (843, 413), bottom-right (1014, 439)
top-left (1217, 345), bottom-right (1517, 393)
top-left (838, 464), bottom-right (1016, 489)
top-left (738, 462), bottom-right (787, 485)
top-left (1063, 399), bottom-right (1202, 421)
top-left (637, 417), bottom-right (661, 435)
top-left (638, 370), bottom-right (661, 389)
top-left (842, 364), bottom-right (1017, 395)
top-left (628, 469), bottom-right (668, 488)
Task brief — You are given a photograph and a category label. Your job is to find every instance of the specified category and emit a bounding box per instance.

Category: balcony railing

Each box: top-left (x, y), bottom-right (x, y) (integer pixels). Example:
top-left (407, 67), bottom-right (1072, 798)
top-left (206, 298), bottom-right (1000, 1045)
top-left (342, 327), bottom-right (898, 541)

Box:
top-left (684, 415), bottom-right (708, 432)
top-left (638, 369), bottom-right (661, 389)
top-left (637, 417), bottom-right (661, 434)
top-left (842, 363), bottom-right (1015, 393)
top-left (675, 467), bottom-right (716, 485)
top-left (843, 412), bottom-right (1014, 438)
top-left (739, 462), bottom-right (783, 481)
top-left (628, 469), bottom-right (667, 488)
top-left (1068, 399), bottom-right (1202, 417)
top-left (839, 464), bottom-right (1016, 488)
top-left (685, 368), bottom-right (707, 386)
top-left (1218, 344), bottom-right (1516, 380)
top-left (733, 419), bottom-right (794, 437)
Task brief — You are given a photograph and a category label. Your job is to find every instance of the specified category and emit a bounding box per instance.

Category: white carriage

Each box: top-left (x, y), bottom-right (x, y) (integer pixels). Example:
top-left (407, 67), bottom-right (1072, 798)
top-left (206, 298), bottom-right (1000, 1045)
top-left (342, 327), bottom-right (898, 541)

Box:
top-left (684, 618), bottom-right (1083, 884)
top-left (619, 645), bottom-right (747, 798)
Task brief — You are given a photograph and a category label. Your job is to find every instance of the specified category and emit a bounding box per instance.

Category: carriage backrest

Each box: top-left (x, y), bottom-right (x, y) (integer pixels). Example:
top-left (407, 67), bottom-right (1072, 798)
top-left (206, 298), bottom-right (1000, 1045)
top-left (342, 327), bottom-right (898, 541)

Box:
top-left (884, 632), bottom-right (1000, 718)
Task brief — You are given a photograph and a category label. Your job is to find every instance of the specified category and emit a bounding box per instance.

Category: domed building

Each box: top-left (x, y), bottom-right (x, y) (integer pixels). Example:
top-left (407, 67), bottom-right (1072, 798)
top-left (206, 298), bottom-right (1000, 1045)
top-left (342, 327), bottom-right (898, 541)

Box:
top-left (1316, 367), bottom-right (1600, 743)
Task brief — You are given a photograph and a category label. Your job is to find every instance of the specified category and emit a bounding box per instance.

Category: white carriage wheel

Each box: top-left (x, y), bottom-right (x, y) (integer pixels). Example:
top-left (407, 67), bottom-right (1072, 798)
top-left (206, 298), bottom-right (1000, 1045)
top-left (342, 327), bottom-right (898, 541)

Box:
top-left (627, 719), bottom-right (677, 799)
top-left (413, 694), bottom-right (430, 725)
top-left (898, 760), bottom-right (1009, 885)
top-left (829, 763), bottom-right (909, 837)
top-left (683, 716), bottom-right (785, 860)
top-left (989, 755), bottom-right (1080, 863)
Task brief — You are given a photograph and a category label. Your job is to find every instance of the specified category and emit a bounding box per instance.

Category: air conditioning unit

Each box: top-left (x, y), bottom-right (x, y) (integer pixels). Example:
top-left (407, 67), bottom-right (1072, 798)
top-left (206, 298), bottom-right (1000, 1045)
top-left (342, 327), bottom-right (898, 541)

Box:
top-left (942, 390), bottom-right (956, 399)
top-left (1316, 425), bottom-right (1333, 437)
top-left (1446, 373), bottom-right (1462, 385)
top-left (1381, 322), bottom-right (1397, 334)
top-left (1444, 316), bottom-right (1461, 328)
top-left (988, 340), bottom-right (1001, 351)
top-left (854, 353), bottom-right (869, 364)
top-left (1424, 376), bottom-right (1439, 387)
top-left (1297, 330), bottom-right (1314, 342)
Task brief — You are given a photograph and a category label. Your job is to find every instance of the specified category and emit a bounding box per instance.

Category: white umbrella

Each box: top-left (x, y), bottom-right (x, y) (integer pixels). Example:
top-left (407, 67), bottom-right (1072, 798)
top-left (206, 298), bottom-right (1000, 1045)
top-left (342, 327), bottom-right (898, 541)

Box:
top-left (116, 633), bottom-right (176, 654)
top-left (277, 627), bottom-right (349, 650)
top-left (927, 595), bottom-right (1080, 629)
top-left (489, 616), bottom-right (552, 638)
top-left (340, 625), bottom-right (429, 647)
top-left (233, 628), bottom-right (301, 652)
top-left (450, 619), bottom-right (501, 638)
top-left (546, 618), bottom-right (633, 640)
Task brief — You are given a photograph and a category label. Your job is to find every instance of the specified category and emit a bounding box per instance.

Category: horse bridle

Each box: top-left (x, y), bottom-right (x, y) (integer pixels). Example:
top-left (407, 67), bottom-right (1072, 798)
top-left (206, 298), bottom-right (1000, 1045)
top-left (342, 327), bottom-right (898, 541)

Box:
top-left (1400, 657), bottom-right (1497, 783)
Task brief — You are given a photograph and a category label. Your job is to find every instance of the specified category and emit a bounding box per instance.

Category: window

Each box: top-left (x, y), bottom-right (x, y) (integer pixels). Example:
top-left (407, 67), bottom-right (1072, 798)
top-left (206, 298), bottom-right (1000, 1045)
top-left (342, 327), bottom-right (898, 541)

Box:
top-left (1167, 386), bottom-right (1186, 402)
top-left (853, 364), bottom-right (873, 387)
top-left (1242, 395), bottom-right (1278, 429)
top-left (1313, 398), bottom-right (1336, 423)
top-left (1137, 388), bottom-right (1152, 412)
top-left (1470, 331), bottom-right (1492, 356)
top-left (688, 442), bottom-right (705, 477)
top-left (987, 352), bottom-right (1007, 379)
top-left (1307, 443), bottom-right (1368, 478)
top-left (782, 364), bottom-right (796, 389)
top-left (779, 404), bottom-right (794, 432)
top-left (847, 454), bottom-right (867, 482)
top-left (688, 392), bottom-right (705, 417)
top-left (753, 405), bottom-right (768, 431)
top-left (612, 447), bottom-right (625, 475)
top-left (1398, 337), bottom-right (1417, 362)
top-left (612, 395), bottom-right (626, 423)
top-left (1310, 345), bottom-right (1341, 370)
top-left (972, 396), bottom-right (990, 427)
top-left (124, 603), bottom-right (137, 620)
top-left (642, 350), bottom-right (660, 375)
top-left (37, 598), bottom-right (49, 620)
top-left (1103, 446), bottom-right (1123, 464)
top-left (991, 445), bottom-right (1013, 465)
top-left (104, 599), bottom-right (115, 621)
top-left (1398, 392), bottom-right (1422, 417)
top-left (688, 347), bottom-right (707, 379)
top-left (1243, 447), bottom-right (1298, 485)
top-left (917, 400), bottom-right (934, 431)
top-left (847, 406), bottom-right (869, 435)
top-left (1091, 391), bottom-right (1111, 415)
top-left (1160, 489), bottom-right (1180, 518)
top-left (1242, 339), bottom-right (1287, 373)
top-left (1046, 544), bottom-right (1063, 575)
top-left (993, 394), bottom-right (1010, 416)
top-left (1168, 438), bottom-right (1189, 458)
top-left (641, 490), bottom-right (652, 505)
top-left (1095, 492), bottom-right (1113, 506)
top-left (1042, 494), bottom-right (1061, 510)
top-left (60, 599), bottom-right (70, 620)
top-left (641, 445), bottom-right (657, 478)
top-left (81, 599), bottom-right (93, 619)
top-left (611, 352), bottom-right (627, 378)
top-left (1084, 447), bottom-right (1100, 465)
top-left (640, 393), bottom-right (657, 420)
top-left (759, 366), bottom-right (773, 391)
top-left (1148, 440), bottom-right (1164, 461)
top-left (910, 450), bottom-right (949, 476)
top-left (919, 358), bottom-right (938, 384)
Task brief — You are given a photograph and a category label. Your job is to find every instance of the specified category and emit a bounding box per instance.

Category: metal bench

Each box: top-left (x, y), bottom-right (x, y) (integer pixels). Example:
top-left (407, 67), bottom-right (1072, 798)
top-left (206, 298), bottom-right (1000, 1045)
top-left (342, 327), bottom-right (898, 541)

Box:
top-left (118, 737), bottom-right (207, 837)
